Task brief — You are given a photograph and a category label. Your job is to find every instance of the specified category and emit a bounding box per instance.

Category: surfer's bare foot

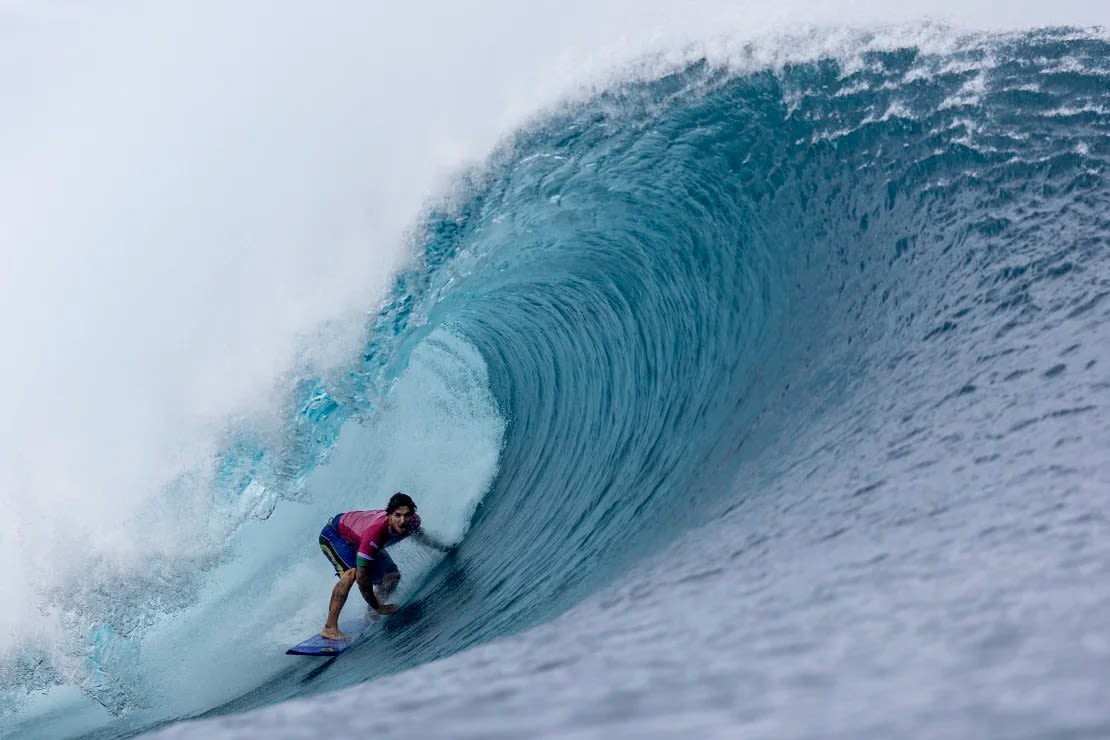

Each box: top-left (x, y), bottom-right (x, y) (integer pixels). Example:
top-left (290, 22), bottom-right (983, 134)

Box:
top-left (320, 626), bottom-right (349, 641)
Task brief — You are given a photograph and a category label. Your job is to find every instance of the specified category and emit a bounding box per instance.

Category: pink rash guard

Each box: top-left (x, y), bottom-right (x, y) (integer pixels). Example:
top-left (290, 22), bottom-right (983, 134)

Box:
top-left (336, 509), bottom-right (422, 567)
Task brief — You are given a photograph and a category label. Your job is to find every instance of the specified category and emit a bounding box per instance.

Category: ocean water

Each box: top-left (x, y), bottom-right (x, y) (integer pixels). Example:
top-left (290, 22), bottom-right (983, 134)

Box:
top-left (2, 9), bottom-right (1110, 740)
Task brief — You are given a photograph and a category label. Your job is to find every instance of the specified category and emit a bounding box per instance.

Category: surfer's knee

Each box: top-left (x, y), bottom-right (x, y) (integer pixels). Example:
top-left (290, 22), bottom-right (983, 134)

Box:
top-left (339, 568), bottom-right (357, 586)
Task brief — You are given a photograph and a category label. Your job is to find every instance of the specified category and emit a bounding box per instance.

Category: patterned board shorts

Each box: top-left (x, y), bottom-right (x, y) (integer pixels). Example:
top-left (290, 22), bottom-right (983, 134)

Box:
top-left (319, 514), bottom-right (399, 584)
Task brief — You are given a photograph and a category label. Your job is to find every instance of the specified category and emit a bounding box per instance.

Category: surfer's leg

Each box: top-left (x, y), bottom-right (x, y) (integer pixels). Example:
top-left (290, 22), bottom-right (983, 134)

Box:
top-left (322, 567), bottom-right (356, 639)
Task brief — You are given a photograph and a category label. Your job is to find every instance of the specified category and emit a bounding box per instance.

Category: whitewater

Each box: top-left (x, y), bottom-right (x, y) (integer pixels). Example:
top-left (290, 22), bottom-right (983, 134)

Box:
top-left (2, 2), bottom-right (1109, 738)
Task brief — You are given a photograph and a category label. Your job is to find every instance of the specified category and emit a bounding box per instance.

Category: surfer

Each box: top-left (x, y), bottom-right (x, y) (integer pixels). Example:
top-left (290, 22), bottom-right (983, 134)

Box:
top-left (318, 492), bottom-right (452, 640)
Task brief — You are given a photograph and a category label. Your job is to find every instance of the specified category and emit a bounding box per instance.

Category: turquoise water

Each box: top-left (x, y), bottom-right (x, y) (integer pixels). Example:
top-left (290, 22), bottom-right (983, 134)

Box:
top-left (5, 26), bottom-right (1110, 740)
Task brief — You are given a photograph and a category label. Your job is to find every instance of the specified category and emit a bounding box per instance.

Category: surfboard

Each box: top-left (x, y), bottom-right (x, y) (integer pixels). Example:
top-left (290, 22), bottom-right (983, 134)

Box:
top-left (286, 616), bottom-right (375, 656)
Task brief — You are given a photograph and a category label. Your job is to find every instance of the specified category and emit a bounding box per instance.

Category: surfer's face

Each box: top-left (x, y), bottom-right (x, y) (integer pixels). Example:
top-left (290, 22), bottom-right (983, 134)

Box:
top-left (389, 506), bottom-right (414, 533)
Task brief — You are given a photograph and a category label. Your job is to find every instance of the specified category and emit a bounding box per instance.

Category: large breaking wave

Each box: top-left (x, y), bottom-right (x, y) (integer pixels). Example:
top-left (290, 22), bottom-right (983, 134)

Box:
top-left (3, 25), bottom-right (1109, 739)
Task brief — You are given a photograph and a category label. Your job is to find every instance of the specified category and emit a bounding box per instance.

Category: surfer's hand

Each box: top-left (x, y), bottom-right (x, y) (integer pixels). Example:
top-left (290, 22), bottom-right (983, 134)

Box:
top-left (374, 603), bottom-right (398, 615)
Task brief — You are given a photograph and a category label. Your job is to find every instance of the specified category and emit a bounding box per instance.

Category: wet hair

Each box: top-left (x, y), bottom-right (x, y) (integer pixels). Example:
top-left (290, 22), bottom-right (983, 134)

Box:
top-left (386, 492), bottom-right (416, 514)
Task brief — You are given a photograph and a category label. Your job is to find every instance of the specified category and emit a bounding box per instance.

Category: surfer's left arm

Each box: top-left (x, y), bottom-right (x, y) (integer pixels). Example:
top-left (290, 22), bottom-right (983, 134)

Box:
top-left (412, 529), bottom-right (454, 554)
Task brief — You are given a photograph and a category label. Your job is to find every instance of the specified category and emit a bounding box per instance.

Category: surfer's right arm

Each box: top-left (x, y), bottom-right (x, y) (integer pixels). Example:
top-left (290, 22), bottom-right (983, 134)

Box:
top-left (355, 565), bottom-right (397, 614)
top-left (355, 524), bottom-right (398, 614)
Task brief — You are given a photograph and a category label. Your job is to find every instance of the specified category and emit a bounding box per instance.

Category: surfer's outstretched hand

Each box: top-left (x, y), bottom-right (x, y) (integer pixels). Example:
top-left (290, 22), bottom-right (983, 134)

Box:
top-left (374, 603), bottom-right (398, 615)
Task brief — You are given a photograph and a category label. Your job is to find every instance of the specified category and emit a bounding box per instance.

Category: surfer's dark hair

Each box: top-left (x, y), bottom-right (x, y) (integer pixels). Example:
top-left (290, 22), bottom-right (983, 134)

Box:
top-left (387, 492), bottom-right (416, 514)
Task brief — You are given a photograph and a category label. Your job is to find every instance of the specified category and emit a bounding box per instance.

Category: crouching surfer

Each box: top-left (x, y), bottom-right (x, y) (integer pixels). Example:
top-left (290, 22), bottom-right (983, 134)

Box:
top-left (317, 492), bottom-right (452, 640)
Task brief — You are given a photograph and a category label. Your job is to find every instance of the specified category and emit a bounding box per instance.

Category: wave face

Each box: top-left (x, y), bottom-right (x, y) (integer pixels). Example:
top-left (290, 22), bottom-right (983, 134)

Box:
top-left (6, 26), bottom-right (1110, 740)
